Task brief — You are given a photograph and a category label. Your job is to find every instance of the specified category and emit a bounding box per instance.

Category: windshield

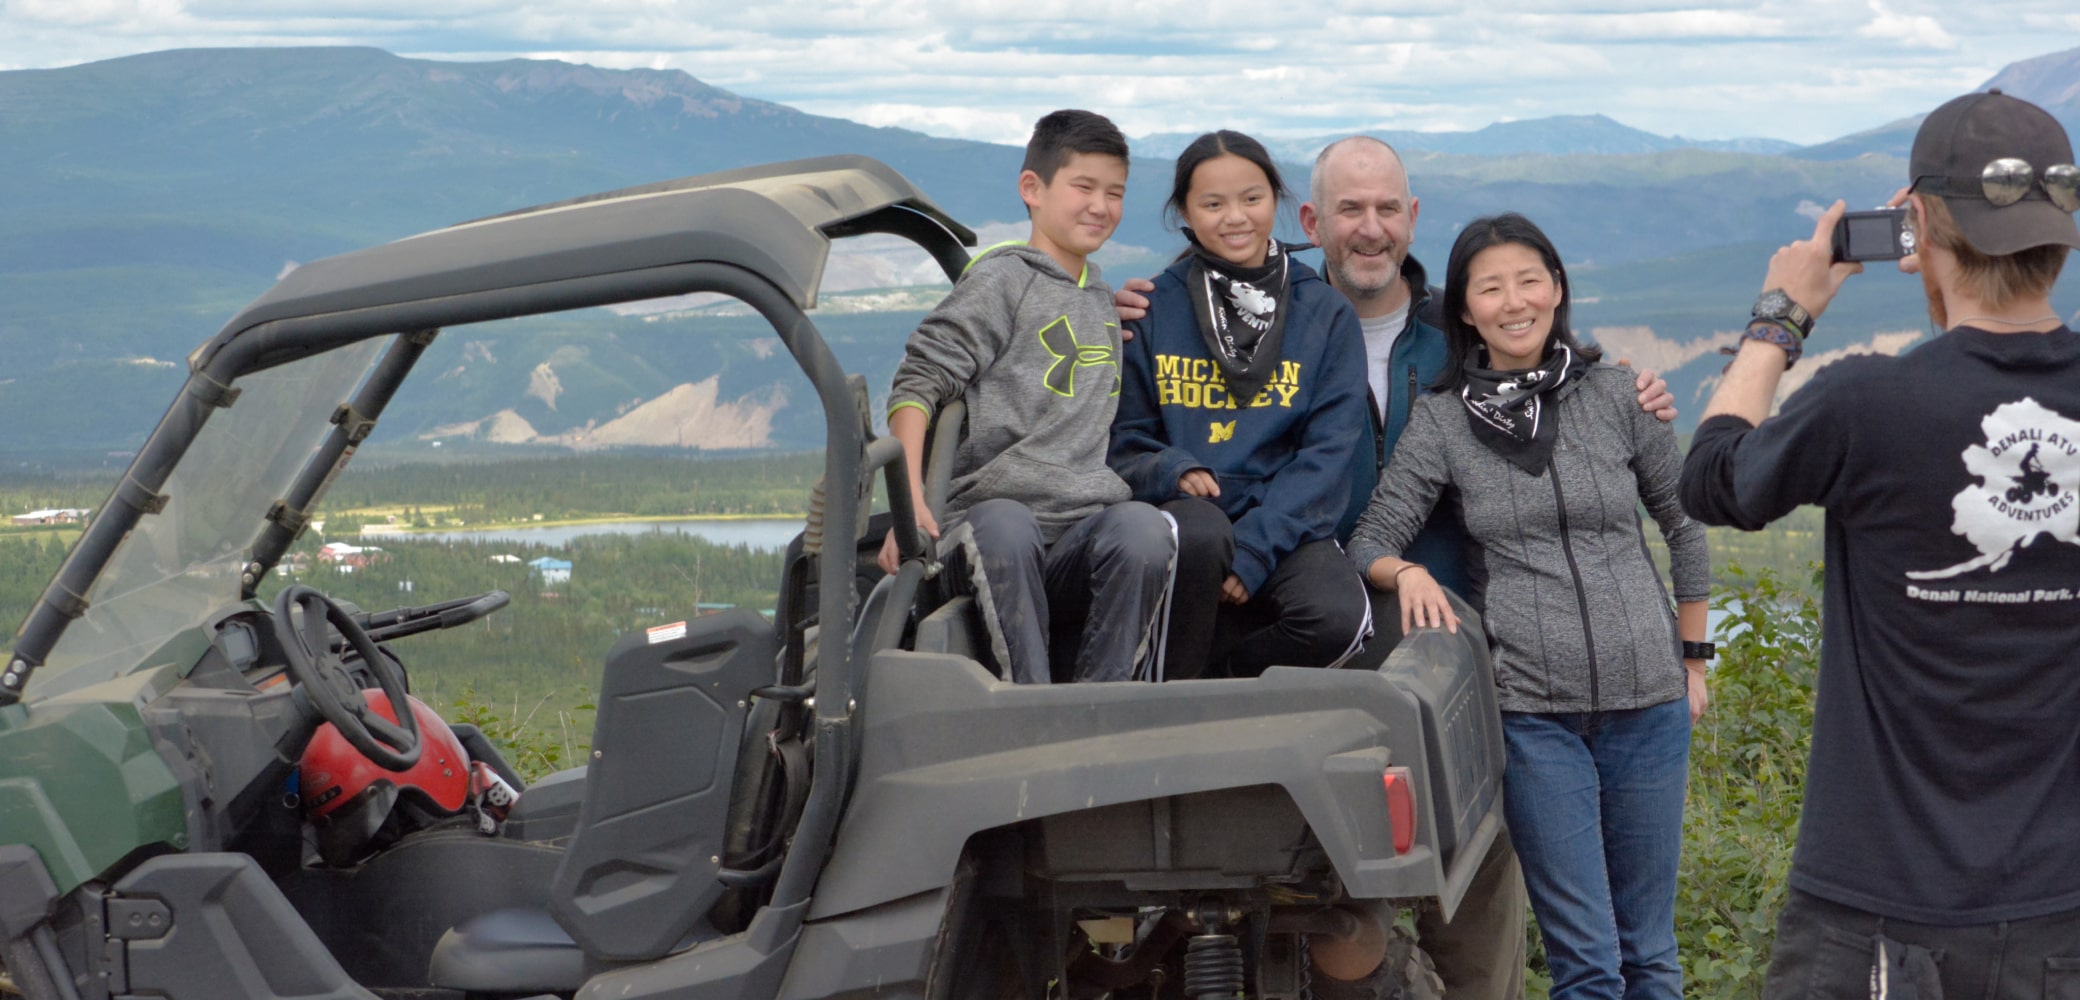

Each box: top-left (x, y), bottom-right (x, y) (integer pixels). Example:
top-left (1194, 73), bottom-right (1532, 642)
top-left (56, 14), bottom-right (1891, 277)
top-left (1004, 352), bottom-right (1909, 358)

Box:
top-left (32, 337), bottom-right (391, 699)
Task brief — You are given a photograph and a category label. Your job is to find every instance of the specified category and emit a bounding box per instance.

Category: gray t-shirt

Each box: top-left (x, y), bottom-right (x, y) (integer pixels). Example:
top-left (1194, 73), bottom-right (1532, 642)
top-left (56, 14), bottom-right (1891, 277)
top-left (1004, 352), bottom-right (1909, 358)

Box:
top-left (1361, 303), bottom-right (1411, 422)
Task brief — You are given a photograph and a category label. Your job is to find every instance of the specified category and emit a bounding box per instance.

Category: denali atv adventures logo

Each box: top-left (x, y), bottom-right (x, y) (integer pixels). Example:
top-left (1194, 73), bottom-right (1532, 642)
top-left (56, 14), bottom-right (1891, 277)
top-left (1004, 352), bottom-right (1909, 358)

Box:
top-left (1906, 399), bottom-right (2080, 602)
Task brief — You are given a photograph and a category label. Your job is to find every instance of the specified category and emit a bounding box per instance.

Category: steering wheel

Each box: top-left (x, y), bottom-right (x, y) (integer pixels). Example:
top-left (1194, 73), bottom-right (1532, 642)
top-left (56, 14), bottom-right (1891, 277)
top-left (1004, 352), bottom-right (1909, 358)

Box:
top-left (273, 584), bottom-right (422, 770)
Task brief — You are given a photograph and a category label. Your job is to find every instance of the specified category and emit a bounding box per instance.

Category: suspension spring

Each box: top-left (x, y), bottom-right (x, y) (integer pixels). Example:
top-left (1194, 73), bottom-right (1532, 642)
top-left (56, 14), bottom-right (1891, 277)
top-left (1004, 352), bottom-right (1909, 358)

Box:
top-left (1183, 933), bottom-right (1246, 1000)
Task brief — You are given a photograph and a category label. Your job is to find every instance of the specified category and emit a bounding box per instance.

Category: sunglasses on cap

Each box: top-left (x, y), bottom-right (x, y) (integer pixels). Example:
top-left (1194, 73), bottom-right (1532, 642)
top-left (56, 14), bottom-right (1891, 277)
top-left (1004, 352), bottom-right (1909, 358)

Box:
top-left (1913, 158), bottom-right (2080, 213)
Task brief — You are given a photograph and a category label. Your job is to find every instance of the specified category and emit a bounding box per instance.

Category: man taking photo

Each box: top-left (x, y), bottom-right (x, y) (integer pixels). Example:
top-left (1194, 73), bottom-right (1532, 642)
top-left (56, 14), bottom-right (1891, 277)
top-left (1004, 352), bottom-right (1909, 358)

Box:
top-left (1681, 90), bottom-right (2080, 993)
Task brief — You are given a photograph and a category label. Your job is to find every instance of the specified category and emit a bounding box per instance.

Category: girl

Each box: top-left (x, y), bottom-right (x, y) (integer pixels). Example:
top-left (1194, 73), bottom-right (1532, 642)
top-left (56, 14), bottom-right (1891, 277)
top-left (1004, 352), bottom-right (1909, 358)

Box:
top-left (1110, 130), bottom-right (1373, 678)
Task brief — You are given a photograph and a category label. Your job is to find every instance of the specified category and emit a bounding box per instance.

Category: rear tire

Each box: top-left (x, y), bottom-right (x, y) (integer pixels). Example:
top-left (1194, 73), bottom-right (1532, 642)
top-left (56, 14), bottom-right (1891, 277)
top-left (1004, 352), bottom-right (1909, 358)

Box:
top-left (1308, 926), bottom-right (1444, 1000)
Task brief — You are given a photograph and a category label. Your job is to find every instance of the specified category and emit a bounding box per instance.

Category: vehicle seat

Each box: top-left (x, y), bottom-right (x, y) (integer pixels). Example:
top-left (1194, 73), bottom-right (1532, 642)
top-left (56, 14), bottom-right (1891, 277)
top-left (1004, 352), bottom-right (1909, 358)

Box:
top-left (428, 608), bottom-right (772, 994)
top-left (429, 908), bottom-right (589, 994)
top-left (905, 399), bottom-right (987, 659)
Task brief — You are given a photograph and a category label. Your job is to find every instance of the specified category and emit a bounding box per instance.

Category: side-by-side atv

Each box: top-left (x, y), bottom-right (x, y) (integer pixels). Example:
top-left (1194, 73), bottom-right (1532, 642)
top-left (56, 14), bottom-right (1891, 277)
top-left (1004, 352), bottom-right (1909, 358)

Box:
top-left (0, 157), bottom-right (1505, 1000)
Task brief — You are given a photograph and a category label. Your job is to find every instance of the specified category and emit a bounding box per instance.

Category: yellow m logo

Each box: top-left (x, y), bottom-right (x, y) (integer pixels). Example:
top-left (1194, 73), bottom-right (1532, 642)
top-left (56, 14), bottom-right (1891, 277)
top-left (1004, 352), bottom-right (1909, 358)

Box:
top-left (1209, 420), bottom-right (1236, 444)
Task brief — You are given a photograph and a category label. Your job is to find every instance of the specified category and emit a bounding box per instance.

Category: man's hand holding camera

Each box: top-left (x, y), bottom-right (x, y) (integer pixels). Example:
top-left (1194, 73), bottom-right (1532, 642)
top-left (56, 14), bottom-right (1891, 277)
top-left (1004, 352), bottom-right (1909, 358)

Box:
top-left (1759, 199), bottom-right (1868, 339)
top-left (1705, 199), bottom-right (1878, 426)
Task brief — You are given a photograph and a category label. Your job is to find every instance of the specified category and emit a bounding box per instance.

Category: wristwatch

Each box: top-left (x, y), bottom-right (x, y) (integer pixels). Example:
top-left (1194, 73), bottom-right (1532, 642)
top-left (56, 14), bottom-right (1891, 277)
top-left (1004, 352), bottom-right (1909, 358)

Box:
top-left (1751, 289), bottom-right (1813, 339)
top-left (1682, 641), bottom-right (1716, 661)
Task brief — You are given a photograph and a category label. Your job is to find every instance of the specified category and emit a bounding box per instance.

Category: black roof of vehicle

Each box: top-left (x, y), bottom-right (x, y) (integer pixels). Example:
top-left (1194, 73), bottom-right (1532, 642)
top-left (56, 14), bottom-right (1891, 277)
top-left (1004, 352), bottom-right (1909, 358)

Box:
top-left (198, 154), bottom-right (976, 366)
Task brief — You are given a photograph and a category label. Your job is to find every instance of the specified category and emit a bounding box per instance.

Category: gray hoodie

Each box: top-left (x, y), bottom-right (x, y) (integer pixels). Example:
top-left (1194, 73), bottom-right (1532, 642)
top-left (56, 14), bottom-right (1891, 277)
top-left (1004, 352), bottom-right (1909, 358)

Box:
top-left (1348, 365), bottom-right (1709, 713)
top-left (888, 242), bottom-right (1131, 542)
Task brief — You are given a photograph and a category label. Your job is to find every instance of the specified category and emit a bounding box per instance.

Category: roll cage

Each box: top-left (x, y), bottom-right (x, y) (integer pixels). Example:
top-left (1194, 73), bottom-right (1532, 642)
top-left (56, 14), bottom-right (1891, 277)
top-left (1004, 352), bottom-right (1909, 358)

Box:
top-left (3, 154), bottom-right (974, 933)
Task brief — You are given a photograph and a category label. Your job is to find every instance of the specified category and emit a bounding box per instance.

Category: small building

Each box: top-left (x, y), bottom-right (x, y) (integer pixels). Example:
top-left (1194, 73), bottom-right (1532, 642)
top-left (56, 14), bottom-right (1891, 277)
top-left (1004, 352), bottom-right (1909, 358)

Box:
top-left (489, 554), bottom-right (521, 564)
top-left (529, 556), bottom-right (573, 587)
top-left (12, 508), bottom-right (90, 526)
top-left (318, 542), bottom-right (384, 572)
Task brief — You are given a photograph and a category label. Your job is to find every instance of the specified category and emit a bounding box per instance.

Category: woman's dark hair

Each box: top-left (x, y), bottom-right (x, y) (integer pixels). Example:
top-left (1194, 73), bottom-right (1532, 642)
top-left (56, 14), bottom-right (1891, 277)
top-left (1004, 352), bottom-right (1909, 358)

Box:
top-left (1165, 130), bottom-right (1292, 253)
top-left (1434, 212), bottom-right (1601, 390)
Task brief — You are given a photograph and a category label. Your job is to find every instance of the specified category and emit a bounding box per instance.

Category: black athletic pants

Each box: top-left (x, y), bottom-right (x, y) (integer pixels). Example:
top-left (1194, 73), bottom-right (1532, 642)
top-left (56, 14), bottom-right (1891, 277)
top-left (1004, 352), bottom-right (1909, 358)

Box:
top-left (1158, 498), bottom-right (1372, 679)
top-left (938, 497), bottom-right (1174, 684)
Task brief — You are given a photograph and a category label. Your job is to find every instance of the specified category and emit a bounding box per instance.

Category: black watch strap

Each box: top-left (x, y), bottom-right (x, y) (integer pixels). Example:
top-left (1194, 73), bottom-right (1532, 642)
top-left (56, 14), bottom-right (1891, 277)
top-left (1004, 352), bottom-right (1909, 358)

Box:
top-left (1752, 289), bottom-right (1814, 339)
top-left (1682, 640), bottom-right (1716, 661)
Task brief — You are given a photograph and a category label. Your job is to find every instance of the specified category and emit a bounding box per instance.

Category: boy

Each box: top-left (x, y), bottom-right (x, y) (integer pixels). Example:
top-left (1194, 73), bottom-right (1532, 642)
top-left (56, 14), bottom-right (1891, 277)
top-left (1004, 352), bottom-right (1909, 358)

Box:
top-left (878, 109), bottom-right (1172, 684)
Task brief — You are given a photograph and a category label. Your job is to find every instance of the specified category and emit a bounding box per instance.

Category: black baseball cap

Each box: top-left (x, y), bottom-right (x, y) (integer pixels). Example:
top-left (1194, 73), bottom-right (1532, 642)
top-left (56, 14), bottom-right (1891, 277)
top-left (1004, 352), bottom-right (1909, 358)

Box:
top-left (1909, 90), bottom-right (2080, 255)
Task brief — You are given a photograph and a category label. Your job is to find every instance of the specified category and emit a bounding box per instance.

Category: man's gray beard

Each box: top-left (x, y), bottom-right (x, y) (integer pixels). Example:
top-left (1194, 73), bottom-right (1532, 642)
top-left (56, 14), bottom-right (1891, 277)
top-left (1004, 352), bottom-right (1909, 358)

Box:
top-left (1328, 246), bottom-right (1402, 302)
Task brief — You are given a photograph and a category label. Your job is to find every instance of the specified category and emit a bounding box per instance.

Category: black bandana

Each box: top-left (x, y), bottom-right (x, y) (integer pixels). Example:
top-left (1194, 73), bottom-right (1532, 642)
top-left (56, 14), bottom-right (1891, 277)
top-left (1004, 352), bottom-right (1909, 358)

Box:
top-left (1459, 343), bottom-right (1591, 476)
top-left (1183, 232), bottom-right (1292, 407)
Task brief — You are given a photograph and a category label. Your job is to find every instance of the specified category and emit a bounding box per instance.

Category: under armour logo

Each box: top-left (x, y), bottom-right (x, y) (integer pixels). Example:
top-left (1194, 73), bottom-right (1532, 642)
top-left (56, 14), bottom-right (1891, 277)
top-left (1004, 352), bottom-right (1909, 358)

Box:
top-left (1209, 420), bottom-right (1235, 443)
top-left (1039, 317), bottom-right (1118, 397)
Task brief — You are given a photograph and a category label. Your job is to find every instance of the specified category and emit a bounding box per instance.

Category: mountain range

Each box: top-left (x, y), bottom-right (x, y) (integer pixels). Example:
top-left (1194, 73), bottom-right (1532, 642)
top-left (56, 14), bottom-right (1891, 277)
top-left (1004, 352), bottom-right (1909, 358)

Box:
top-left (3, 44), bottom-right (2078, 456)
top-left (1133, 116), bottom-right (1797, 162)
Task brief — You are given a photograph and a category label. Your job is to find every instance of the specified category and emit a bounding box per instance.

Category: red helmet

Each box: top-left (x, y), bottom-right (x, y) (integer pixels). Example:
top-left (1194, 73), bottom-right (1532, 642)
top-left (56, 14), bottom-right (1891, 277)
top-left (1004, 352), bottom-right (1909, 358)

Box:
top-left (300, 690), bottom-right (471, 865)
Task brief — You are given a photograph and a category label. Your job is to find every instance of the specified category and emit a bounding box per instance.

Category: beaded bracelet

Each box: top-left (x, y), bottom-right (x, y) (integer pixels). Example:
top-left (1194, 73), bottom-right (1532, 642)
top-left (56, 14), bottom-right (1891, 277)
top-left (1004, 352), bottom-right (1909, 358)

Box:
top-left (1725, 318), bottom-right (1804, 370)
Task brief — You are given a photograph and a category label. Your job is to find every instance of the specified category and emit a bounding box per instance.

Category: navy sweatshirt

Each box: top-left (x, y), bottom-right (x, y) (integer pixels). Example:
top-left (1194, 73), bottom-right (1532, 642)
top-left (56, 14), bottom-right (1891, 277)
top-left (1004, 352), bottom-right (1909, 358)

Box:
top-left (1682, 325), bottom-right (2080, 925)
top-left (1111, 255), bottom-right (1369, 593)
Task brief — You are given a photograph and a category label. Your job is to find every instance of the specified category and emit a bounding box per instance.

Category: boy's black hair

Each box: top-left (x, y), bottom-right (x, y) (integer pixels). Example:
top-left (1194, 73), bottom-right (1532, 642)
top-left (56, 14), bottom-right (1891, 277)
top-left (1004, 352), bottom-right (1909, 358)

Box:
top-left (1023, 109), bottom-right (1130, 183)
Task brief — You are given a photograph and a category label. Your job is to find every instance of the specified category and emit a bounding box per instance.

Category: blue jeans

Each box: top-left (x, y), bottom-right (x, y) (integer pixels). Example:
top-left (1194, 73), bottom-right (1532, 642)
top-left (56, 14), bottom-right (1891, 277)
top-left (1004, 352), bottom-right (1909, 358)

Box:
top-left (1503, 698), bottom-right (1690, 1000)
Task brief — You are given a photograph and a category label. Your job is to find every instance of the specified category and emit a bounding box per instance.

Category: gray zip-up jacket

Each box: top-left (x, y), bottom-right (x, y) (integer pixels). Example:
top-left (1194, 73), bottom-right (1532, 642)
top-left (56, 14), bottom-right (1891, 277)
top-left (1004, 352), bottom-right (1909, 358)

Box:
top-left (1348, 364), bottom-right (1709, 713)
top-left (888, 242), bottom-right (1130, 543)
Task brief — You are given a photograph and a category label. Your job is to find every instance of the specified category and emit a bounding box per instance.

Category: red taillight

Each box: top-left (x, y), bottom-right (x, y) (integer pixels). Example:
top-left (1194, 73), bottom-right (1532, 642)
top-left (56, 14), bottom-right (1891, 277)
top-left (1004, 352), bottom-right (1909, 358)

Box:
top-left (1383, 767), bottom-right (1416, 855)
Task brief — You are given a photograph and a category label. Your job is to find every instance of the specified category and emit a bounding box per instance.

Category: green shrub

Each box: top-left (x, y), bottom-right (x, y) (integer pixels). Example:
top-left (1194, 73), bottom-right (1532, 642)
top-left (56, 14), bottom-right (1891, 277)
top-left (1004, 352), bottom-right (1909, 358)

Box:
top-left (1678, 563), bottom-right (1821, 994)
top-left (445, 685), bottom-right (596, 783)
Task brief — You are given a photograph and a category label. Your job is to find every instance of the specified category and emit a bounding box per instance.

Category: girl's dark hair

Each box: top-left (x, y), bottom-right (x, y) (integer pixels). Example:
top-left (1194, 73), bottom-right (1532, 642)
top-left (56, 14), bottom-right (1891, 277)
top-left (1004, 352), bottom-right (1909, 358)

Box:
top-left (1165, 130), bottom-right (1292, 249)
top-left (1434, 212), bottom-right (1602, 390)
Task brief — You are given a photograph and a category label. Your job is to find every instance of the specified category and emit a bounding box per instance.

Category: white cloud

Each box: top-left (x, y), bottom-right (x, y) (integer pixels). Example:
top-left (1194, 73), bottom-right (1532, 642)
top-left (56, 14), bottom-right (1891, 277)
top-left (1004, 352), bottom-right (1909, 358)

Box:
top-left (0, 0), bottom-right (2068, 146)
top-left (829, 103), bottom-right (1036, 143)
top-left (1508, 8), bottom-right (1790, 41)
top-left (1856, 0), bottom-right (1958, 50)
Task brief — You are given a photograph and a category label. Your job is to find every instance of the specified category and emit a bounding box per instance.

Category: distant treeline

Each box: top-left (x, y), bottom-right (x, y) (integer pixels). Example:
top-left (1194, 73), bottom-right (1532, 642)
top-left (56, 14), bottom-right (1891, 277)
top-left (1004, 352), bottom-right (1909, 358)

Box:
top-left (1643, 505), bottom-right (1823, 586)
top-left (320, 451), bottom-right (825, 529)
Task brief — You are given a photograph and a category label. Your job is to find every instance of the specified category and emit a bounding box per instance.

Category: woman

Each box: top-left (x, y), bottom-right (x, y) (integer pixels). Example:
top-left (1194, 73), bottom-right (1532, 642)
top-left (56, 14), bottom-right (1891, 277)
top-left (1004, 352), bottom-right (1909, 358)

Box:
top-left (1346, 213), bottom-right (1709, 999)
top-left (1109, 131), bottom-right (1373, 678)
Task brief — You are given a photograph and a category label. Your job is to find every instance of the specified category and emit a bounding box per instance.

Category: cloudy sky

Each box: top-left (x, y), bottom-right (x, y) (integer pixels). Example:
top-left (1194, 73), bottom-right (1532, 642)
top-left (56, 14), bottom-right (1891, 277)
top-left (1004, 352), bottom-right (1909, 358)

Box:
top-left (1, 0), bottom-right (2074, 146)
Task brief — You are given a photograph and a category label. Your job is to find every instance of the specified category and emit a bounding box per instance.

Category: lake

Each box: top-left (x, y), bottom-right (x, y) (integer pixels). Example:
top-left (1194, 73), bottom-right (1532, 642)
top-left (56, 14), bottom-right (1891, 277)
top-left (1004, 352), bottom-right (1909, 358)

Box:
top-left (362, 518), bottom-right (805, 551)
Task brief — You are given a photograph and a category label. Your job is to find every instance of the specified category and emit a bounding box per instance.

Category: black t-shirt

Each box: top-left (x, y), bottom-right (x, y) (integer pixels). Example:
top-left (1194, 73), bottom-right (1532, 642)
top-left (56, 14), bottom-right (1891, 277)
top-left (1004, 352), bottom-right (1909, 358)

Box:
top-left (1682, 326), bottom-right (2080, 925)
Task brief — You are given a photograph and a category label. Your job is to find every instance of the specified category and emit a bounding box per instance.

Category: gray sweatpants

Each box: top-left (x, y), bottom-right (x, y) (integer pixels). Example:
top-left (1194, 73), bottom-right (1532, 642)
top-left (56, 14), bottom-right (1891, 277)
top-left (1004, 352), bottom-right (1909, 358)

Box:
top-left (937, 498), bottom-right (1174, 684)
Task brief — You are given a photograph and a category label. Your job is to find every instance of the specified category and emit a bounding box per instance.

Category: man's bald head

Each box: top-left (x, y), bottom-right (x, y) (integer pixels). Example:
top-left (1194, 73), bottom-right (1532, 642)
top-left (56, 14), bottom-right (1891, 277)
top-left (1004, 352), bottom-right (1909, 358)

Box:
top-left (1310, 136), bottom-right (1414, 208)
top-left (1301, 135), bottom-right (1421, 317)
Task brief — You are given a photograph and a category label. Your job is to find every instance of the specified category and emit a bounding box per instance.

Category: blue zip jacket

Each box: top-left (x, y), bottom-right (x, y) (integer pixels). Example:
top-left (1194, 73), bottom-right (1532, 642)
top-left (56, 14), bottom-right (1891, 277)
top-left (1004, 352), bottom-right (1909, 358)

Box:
top-left (1111, 254), bottom-right (1369, 594)
top-left (1332, 253), bottom-right (1475, 598)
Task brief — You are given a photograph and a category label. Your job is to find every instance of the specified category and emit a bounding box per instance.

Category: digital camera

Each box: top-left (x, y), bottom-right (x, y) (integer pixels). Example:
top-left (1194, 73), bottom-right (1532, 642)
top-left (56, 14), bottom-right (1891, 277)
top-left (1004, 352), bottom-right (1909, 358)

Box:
top-left (1832, 207), bottom-right (1916, 262)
